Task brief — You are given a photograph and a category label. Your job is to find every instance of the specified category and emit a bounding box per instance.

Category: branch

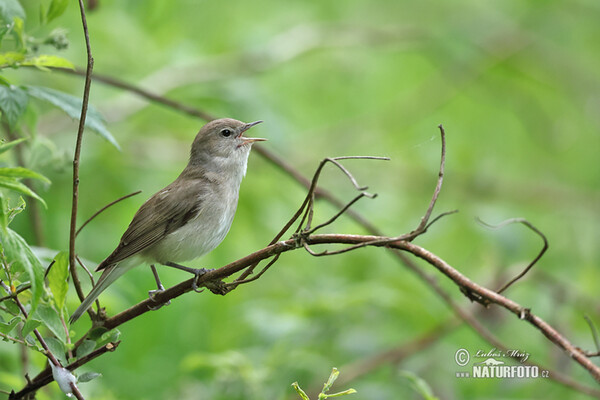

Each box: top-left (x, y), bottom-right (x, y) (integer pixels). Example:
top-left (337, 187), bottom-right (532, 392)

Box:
top-left (61, 232), bottom-right (595, 383)
top-left (68, 0), bottom-right (95, 308)
top-left (10, 342), bottom-right (119, 400)
top-left (477, 217), bottom-right (548, 294)
top-left (76, 190), bottom-right (142, 237)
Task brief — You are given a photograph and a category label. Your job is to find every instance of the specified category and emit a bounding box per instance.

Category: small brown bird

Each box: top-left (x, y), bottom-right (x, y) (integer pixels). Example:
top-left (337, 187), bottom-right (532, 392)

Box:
top-left (70, 118), bottom-right (265, 322)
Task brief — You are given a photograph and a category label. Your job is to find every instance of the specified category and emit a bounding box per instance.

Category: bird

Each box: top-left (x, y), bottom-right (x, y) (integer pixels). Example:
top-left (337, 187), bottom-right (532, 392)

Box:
top-left (70, 118), bottom-right (265, 323)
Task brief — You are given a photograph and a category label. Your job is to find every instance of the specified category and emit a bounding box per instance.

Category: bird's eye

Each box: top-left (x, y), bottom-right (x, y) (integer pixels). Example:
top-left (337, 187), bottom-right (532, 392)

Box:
top-left (220, 129), bottom-right (232, 137)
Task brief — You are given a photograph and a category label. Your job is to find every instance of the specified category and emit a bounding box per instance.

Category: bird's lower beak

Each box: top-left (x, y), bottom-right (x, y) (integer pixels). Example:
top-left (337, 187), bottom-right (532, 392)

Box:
top-left (241, 137), bottom-right (267, 145)
top-left (239, 120), bottom-right (266, 145)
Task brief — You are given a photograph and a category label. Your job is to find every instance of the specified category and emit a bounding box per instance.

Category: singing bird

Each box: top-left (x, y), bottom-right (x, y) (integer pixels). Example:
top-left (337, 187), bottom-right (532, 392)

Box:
top-left (70, 118), bottom-right (265, 323)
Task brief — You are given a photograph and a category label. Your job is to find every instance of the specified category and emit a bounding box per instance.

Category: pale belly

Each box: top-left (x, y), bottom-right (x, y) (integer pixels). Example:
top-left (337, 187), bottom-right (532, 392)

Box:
top-left (143, 196), bottom-right (238, 265)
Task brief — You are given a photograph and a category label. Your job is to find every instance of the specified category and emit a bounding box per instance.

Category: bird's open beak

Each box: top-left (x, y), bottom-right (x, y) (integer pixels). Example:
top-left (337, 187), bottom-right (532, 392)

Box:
top-left (239, 120), bottom-right (266, 145)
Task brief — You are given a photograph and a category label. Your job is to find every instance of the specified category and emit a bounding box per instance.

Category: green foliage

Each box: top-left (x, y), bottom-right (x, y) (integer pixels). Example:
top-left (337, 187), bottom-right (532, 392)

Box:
top-left (24, 85), bottom-right (119, 149)
top-left (47, 251), bottom-right (69, 313)
top-left (0, 225), bottom-right (45, 314)
top-left (0, 83), bottom-right (28, 127)
top-left (292, 368), bottom-right (356, 400)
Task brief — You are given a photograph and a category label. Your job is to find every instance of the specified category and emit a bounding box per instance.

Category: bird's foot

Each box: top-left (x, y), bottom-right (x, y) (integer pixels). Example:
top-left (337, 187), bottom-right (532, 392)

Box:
top-left (191, 268), bottom-right (214, 293)
top-left (148, 264), bottom-right (171, 310)
top-left (148, 285), bottom-right (171, 310)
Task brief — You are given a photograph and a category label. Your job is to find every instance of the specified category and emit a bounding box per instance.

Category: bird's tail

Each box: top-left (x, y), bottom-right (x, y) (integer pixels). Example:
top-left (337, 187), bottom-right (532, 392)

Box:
top-left (69, 259), bottom-right (137, 323)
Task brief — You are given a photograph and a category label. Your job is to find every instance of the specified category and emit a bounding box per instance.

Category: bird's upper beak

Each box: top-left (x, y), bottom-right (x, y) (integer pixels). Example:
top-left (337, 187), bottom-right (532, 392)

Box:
top-left (239, 120), bottom-right (266, 145)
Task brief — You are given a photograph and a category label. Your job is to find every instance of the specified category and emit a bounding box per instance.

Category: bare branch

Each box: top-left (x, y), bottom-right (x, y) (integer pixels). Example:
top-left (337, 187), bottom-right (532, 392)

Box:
top-left (76, 191), bottom-right (142, 237)
top-left (411, 124), bottom-right (446, 236)
top-left (68, 0), bottom-right (96, 307)
top-left (477, 217), bottom-right (548, 294)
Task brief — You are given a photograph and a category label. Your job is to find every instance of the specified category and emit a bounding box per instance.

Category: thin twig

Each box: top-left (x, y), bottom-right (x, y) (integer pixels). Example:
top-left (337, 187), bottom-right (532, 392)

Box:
top-left (76, 191), bottom-right (142, 237)
top-left (305, 192), bottom-right (376, 235)
top-left (225, 254), bottom-right (281, 287)
top-left (75, 256), bottom-right (100, 315)
top-left (584, 315), bottom-right (600, 354)
top-left (69, 0), bottom-right (95, 307)
top-left (476, 217), bottom-right (548, 294)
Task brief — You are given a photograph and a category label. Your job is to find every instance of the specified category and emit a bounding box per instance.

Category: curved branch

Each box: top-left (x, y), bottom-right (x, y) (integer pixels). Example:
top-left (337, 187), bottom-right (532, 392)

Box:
top-left (477, 217), bottom-right (549, 294)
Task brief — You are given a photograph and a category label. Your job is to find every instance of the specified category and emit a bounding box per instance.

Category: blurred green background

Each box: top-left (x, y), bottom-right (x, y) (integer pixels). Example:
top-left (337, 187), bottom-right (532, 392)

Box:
top-left (1, 0), bottom-right (599, 398)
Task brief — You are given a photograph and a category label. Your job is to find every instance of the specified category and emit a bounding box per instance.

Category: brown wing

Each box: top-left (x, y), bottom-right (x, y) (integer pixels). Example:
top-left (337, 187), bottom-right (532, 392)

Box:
top-left (95, 179), bottom-right (203, 271)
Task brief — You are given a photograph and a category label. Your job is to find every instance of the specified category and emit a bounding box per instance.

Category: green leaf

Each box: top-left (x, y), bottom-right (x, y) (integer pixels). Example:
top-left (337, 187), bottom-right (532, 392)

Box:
top-left (46, 0), bottom-right (69, 23)
top-left (76, 339), bottom-right (97, 360)
top-left (47, 251), bottom-right (69, 313)
top-left (0, 52), bottom-right (26, 69)
top-left (24, 86), bottom-right (121, 150)
top-left (0, 316), bottom-right (20, 335)
top-left (77, 371), bottom-right (101, 383)
top-left (0, 84), bottom-right (28, 127)
top-left (0, 228), bottom-right (45, 314)
top-left (34, 303), bottom-right (66, 343)
top-left (44, 336), bottom-right (67, 365)
top-left (0, 176), bottom-right (46, 207)
top-left (21, 55), bottom-right (74, 71)
top-left (0, 167), bottom-right (50, 184)
top-left (0, 137), bottom-right (27, 155)
top-left (0, 194), bottom-right (8, 230)
top-left (0, 0), bottom-right (25, 24)
top-left (21, 317), bottom-right (41, 338)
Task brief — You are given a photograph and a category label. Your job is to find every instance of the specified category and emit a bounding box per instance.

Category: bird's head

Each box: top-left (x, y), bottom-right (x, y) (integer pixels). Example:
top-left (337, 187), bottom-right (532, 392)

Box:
top-left (189, 118), bottom-right (265, 172)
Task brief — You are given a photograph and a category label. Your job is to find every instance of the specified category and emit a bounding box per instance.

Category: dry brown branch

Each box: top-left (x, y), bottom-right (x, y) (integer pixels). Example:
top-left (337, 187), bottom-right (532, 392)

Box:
top-left (76, 190), bottom-right (142, 237)
top-left (68, 0), bottom-right (95, 314)
top-left (477, 217), bottom-right (549, 294)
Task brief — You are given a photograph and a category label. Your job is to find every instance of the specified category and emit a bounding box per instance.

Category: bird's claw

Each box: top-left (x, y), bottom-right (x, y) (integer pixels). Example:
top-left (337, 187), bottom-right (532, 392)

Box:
top-left (147, 287), bottom-right (171, 310)
top-left (191, 268), bottom-right (214, 293)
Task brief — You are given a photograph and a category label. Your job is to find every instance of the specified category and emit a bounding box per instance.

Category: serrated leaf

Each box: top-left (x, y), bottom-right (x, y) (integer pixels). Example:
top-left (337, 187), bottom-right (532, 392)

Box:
top-left (76, 339), bottom-right (96, 360)
top-left (0, 0), bottom-right (25, 24)
top-left (22, 55), bottom-right (74, 71)
top-left (35, 303), bottom-right (66, 343)
top-left (0, 52), bottom-right (26, 69)
top-left (45, 336), bottom-right (67, 365)
top-left (0, 228), bottom-right (44, 314)
top-left (0, 316), bottom-right (20, 335)
top-left (77, 371), bottom-right (101, 383)
top-left (0, 167), bottom-right (50, 184)
top-left (0, 84), bottom-right (28, 127)
top-left (24, 86), bottom-right (120, 150)
top-left (47, 251), bottom-right (69, 313)
top-left (46, 0), bottom-right (69, 23)
top-left (0, 176), bottom-right (46, 207)
top-left (0, 137), bottom-right (27, 155)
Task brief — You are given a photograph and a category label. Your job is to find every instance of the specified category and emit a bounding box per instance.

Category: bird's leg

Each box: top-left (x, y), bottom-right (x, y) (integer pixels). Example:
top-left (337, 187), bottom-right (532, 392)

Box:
top-left (148, 264), bottom-right (171, 310)
top-left (163, 262), bottom-right (213, 293)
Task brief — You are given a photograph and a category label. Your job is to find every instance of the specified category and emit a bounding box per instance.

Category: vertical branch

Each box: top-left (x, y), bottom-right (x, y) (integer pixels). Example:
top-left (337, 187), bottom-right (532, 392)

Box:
top-left (69, 0), bottom-right (95, 302)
